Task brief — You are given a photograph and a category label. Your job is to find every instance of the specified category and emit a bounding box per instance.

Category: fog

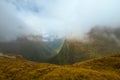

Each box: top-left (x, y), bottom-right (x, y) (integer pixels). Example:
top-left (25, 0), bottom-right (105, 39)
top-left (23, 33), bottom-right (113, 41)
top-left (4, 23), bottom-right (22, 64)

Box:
top-left (0, 0), bottom-right (120, 41)
top-left (0, 0), bottom-right (31, 41)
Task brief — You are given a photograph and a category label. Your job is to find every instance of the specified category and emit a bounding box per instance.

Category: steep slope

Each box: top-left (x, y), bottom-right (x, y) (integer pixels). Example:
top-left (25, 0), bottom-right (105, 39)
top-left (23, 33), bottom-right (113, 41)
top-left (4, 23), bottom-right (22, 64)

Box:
top-left (51, 27), bottom-right (120, 65)
top-left (0, 36), bottom-right (56, 62)
top-left (50, 40), bottom-right (96, 64)
top-left (0, 54), bottom-right (120, 80)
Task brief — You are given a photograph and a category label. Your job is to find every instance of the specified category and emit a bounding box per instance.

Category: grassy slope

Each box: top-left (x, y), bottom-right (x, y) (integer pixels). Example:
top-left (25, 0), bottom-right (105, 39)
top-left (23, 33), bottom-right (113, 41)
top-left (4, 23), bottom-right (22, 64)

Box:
top-left (51, 39), bottom-right (120, 65)
top-left (51, 40), bottom-right (101, 65)
top-left (0, 54), bottom-right (120, 80)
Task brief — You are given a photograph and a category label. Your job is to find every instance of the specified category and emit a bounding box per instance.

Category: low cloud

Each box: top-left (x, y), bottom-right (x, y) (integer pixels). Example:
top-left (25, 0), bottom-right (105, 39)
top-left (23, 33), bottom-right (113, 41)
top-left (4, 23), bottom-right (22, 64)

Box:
top-left (0, 0), bottom-right (120, 41)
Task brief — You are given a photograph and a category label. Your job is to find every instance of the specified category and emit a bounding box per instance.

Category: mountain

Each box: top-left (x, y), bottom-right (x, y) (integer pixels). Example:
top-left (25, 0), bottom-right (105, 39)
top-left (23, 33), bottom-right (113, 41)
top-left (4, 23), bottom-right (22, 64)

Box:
top-left (50, 27), bottom-right (120, 65)
top-left (0, 53), bottom-right (120, 80)
top-left (0, 35), bottom-right (56, 62)
top-left (50, 40), bottom-right (99, 64)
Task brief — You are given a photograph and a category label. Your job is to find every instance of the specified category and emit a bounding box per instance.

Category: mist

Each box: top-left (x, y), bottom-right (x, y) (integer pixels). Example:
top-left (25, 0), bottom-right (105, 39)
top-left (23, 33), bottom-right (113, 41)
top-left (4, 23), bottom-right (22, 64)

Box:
top-left (0, 0), bottom-right (30, 41)
top-left (1, 0), bottom-right (120, 41)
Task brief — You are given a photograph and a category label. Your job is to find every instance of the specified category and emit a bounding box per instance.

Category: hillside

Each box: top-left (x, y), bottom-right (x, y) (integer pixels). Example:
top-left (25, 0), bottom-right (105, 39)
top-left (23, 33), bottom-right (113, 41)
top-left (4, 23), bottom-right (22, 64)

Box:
top-left (0, 53), bottom-right (120, 80)
top-left (51, 27), bottom-right (120, 65)
top-left (51, 39), bottom-right (120, 65)
top-left (0, 36), bottom-right (56, 62)
top-left (50, 40), bottom-right (98, 64)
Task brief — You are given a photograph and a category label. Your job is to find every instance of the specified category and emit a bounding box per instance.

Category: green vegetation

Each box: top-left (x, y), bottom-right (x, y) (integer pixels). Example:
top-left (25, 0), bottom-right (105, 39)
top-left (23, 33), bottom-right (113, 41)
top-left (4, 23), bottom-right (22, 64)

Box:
top-left (51, 39), bottom-right (120, 64)
top-left (0, 53), bottom-right (120, 80)
top-left (51, 40), bottom-right (99, 64)
top-left (0, 35), bottom-right (56, 62)
top-left (51, 27), bottom-right (120, 65)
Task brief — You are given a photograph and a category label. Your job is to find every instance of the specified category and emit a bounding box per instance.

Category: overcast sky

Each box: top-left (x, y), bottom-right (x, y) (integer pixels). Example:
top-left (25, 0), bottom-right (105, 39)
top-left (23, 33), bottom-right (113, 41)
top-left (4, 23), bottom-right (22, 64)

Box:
top-left (0, 0), bottom-right (120, 40)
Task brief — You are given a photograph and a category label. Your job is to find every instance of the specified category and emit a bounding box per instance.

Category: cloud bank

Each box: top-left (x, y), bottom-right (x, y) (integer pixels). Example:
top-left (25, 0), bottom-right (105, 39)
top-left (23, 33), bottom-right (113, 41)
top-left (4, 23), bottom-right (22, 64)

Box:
top-left (0, 0), bottom-right (120, 40)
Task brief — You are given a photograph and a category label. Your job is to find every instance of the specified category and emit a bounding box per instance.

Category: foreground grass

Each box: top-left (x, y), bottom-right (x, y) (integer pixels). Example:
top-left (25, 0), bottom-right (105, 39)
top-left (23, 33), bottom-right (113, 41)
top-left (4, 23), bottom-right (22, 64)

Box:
top-left (0, 54), bottom-right (120, 80)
